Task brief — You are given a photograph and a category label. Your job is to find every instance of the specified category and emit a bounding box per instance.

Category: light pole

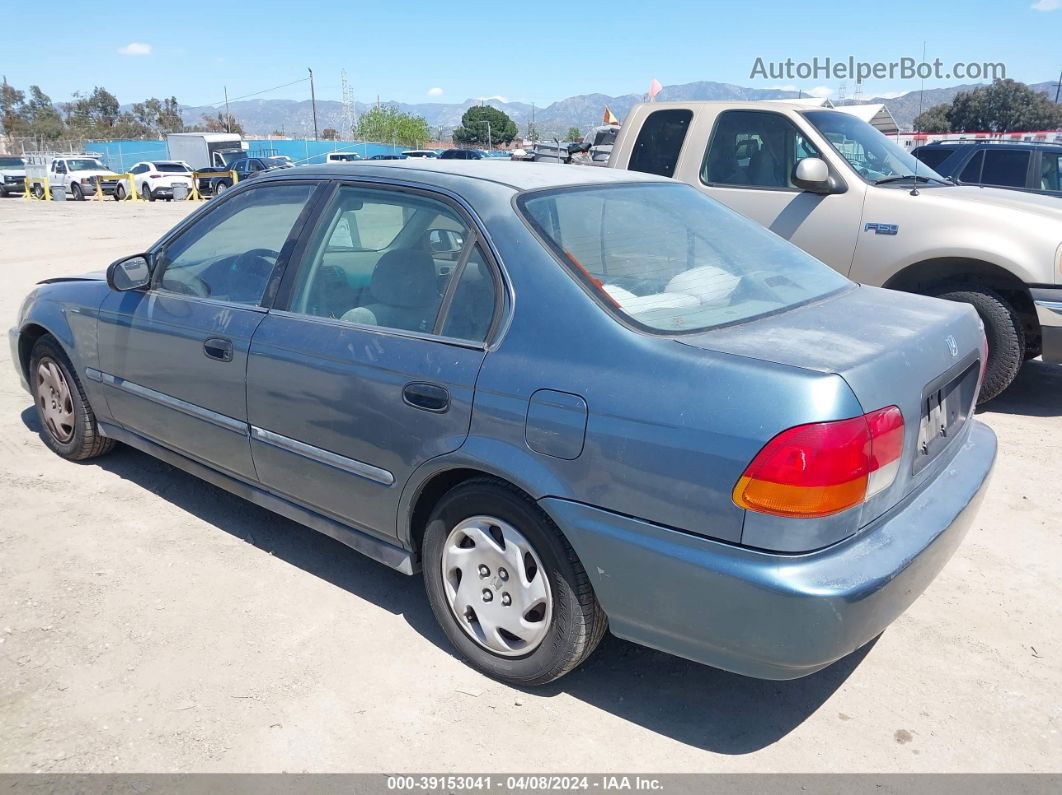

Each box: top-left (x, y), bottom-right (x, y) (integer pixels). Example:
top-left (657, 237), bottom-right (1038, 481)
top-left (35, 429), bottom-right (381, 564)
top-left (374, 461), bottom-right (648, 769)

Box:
top-left (307, 67), bottom-right (319, 142)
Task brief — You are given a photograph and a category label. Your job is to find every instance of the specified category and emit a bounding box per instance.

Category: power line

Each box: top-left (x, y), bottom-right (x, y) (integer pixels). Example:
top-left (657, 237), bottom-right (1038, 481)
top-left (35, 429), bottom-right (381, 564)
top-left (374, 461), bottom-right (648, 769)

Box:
top-left (188, 76), bottom-right (311, 110)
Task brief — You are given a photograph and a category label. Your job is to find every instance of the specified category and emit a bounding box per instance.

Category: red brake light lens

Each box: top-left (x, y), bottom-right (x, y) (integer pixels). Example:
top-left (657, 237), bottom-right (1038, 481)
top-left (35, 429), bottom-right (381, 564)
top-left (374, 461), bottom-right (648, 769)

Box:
top-left (733, 406), bottom-right (904, 519)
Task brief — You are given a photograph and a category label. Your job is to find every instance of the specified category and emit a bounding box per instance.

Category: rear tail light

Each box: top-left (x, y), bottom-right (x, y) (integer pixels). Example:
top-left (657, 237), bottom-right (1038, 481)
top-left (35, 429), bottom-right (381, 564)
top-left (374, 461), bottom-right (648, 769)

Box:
top-left (149, 174), bottom-right (162, 178)
top-left (733, 406), bottom-right (904, 519)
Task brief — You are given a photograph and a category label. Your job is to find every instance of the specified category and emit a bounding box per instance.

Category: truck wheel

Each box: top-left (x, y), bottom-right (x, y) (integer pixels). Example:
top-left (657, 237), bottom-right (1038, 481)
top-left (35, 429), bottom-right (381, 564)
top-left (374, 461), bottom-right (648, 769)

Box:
top-left (933, 287), bottom-right (1024, 403)
top-left (70, 183), bottom-right (84, 201)
top-left (214, 181), bottom-right (228, 196)
top-left (422, 477), bottom-right (608, 686)
top-left (29, 336), bottom-right (115, 461)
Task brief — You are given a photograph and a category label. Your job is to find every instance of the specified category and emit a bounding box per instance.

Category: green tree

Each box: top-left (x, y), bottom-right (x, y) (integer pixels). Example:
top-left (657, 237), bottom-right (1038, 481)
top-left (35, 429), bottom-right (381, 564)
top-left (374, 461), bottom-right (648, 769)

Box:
top-left (1, 76), bottom-right (27, 136)
top-left (565, 126), bottom-right (582, 142)
top-left (452, 105), bottom-right (518, 147)
top-left (24, 85), bottom-right (64, 141)
top-left (921, 80), bottom-right (1062, 133)
top-left (132, 96), bottom-right (185, 134)
top-left (354, 105), bottom-right (430, 147)
top-left (195, 111), bottom-right (244, 136)
top-left (321, 127), bottom-right (339, 141)
top-left (912, 104), bottom-right (951, 133)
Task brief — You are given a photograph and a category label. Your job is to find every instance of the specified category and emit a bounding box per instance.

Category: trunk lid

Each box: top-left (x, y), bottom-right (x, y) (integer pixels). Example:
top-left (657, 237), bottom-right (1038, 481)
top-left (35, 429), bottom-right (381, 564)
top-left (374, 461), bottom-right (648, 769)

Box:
top-left (677, 283), bottom-right (985, 525)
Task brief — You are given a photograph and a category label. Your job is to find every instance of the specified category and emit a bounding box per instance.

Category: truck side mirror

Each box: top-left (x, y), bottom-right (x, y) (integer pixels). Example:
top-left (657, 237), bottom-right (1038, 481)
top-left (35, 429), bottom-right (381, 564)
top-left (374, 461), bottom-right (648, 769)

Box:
top-left (792, 157), bottom-right (845, 194)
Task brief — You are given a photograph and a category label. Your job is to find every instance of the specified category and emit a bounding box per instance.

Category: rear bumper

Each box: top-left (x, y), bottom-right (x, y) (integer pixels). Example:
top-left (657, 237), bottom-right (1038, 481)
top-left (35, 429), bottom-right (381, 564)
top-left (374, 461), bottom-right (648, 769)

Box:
top-left (1031, 287), bottom-right (1062, 362)
top-left (543, 420), bottom-right (996, 680)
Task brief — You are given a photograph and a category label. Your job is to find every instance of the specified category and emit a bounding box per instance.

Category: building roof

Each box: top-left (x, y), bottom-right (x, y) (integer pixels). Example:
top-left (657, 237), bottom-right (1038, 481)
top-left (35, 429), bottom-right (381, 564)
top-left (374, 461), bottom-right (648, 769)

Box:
top-left (834, 103), bottom-right (900, 134)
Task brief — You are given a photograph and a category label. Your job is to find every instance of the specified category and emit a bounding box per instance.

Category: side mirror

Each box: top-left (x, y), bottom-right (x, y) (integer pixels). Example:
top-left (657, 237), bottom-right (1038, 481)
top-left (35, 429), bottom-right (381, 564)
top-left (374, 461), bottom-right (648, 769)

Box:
top-left (107, 254), bottom-right (152, 291)
top-left (792, 157), bottom-right (847, 194)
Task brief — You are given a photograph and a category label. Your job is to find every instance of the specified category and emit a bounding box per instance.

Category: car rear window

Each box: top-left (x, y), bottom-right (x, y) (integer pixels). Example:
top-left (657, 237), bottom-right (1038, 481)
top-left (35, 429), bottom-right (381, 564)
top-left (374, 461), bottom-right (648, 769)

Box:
top-left (518, 182), bottom-right (849, 333)
top-left (154, 162), bottom-right (190, 173)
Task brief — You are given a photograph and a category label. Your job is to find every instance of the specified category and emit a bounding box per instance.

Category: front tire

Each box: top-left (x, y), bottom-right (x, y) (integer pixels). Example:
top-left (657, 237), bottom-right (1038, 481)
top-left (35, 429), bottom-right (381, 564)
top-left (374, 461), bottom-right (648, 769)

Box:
top-left (933, 287), bottom-right (1023, 403)
top-left (422, 478), bottom-right (607, 686)
top-left (70, 182), bottom-right (84, 201)
top-left (29, 336), bottom-right (115, 461)
top-left (114, 183), bottom-right (126, 201)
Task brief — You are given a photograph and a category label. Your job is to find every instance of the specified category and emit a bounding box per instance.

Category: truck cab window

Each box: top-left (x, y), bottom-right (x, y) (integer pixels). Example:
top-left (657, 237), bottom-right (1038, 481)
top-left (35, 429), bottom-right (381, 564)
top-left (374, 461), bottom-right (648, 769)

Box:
top-left (703, 111), bottom-right (821, 189)
top-left (627, 109), bottom-right (692, 178)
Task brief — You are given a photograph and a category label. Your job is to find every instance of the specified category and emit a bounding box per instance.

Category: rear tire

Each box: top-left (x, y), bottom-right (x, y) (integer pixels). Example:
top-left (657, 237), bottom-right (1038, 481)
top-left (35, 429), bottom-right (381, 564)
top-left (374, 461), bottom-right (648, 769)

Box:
top-left (932, 287), bottom-right (1023, 403)
top-left (422, 477), bottom-right (607, 686)
top-left (29, 336), bottom-right (115, 461)
top-left (141, 183), bottom-right (154, 202)
top-left (214, 181), bottom-right (228, 196)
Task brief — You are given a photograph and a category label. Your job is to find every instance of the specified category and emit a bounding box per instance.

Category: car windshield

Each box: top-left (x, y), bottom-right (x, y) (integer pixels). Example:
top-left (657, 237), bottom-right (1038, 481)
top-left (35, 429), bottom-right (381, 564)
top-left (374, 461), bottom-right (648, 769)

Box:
top-left (803, 111), bottom-right (946, 184)
top-left (518, 182), bottom-right (850, 333)
top-left (154, 162), bottom-right (190, 173)
top-left (67, 159), bottom-right (106, 171)
top-left (0, 156), bottom-right (24, 167)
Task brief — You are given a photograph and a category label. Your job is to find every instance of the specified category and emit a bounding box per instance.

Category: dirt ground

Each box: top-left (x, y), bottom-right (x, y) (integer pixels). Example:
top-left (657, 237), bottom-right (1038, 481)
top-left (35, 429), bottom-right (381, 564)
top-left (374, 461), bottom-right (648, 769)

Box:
top-left (1, 198), bottom-right (1060, 773)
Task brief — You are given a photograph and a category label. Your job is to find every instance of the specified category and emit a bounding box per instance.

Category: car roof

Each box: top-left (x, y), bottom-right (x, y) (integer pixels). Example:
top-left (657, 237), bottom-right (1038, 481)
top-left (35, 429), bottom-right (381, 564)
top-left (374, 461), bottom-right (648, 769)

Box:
top-left (918, 141), bottom-right (1062, 151)
top-left (270, 160), bottom-right (672, 191)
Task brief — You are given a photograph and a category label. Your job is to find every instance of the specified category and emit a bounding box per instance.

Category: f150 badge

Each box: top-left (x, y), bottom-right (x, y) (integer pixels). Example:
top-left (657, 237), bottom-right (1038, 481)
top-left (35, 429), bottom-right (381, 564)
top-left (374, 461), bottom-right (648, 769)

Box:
top-left (864, 223), bottom-right (899, 235)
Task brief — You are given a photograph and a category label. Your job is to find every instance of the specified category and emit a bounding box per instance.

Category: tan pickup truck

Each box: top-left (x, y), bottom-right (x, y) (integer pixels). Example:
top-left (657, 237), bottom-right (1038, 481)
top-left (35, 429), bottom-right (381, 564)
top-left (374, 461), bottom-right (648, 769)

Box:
top-left (608, 101), bottom-right (1062, 400)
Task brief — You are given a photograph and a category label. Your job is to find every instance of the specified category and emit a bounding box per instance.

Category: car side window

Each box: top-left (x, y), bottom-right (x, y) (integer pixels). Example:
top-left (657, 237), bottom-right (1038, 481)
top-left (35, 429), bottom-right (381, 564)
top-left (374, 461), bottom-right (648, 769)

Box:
top-left (980, 150), bottom-right (1030, 188)
top-left (702, 111), bottom-right (822, 188)
top-left (156, 183), bottom-right (314, 305)
top-left (1042, 154), bottom-right (1062, 193)
top-left (289, 185), bottom-right (494, 340)
top-left (628, 109), bottom-right (692, 178)
top-left (958, 151), bottom-right (983, 184)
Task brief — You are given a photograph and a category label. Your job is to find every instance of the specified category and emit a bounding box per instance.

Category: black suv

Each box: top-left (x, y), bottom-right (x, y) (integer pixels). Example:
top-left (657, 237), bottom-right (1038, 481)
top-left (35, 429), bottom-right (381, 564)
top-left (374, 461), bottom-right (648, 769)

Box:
top-left (912, 140), bottom-right (1062, 197)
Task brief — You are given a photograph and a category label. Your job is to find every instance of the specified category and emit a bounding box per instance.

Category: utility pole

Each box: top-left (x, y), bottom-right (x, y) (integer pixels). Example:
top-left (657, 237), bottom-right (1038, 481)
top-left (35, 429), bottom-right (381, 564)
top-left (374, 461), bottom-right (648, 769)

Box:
top-left (224, 86), bottom-right (230, 133)
top-left (307, 67), bottom-right (319, 141)
top-left (1056, 68), bottom-right (1061, 104)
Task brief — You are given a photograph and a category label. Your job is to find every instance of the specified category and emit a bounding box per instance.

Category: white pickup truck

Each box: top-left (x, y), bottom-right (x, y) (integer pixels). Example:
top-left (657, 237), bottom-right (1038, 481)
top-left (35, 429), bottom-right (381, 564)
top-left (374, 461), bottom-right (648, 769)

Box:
top-left (0, 155), bottom-right (26, 197)
top-left (24, 153), bottom-right (121, 201)
top-left (608, 101), bottom-right (1062, 401)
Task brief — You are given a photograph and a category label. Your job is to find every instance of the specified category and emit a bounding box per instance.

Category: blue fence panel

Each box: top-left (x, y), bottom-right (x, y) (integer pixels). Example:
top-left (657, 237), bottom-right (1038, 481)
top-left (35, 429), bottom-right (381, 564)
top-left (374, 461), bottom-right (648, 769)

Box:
top-left (86, 139), bottom-right (431, 172)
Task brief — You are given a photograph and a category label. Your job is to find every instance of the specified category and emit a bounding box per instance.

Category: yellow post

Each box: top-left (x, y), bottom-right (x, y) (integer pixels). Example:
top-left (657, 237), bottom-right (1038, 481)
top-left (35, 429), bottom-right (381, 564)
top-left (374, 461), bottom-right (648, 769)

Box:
top-left (94, 177), bottom-right (104, 201)
top-left (24, 177), bottom-right (51, 201)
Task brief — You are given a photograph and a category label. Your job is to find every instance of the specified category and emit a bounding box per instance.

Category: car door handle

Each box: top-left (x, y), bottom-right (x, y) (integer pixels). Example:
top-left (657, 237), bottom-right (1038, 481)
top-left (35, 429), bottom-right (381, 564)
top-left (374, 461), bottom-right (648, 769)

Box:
top-left (403, 382), bottom-right (449, 412)
top-left (203, 337), bottom-right (233, 362)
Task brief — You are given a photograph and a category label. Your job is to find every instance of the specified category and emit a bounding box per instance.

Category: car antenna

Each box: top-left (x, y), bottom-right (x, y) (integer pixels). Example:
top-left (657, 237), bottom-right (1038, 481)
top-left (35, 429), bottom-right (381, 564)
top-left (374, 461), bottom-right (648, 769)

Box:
top-left (910, 41), bottom-right (928, 196)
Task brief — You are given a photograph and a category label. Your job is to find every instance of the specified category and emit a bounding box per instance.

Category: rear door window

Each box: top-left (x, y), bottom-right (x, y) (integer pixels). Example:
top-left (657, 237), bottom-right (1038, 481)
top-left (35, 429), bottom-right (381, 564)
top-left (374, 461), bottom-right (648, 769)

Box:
top-left (980, 150), bottom-right (1031, 188)
top-left (958, 151), bottom-right (983, 183)
top-left (1041, 153), bottom-right (1062, 193)
top-left (627, 109), bottom-right (692, 178)
top-left (913, 147), bottom-right (954, 170)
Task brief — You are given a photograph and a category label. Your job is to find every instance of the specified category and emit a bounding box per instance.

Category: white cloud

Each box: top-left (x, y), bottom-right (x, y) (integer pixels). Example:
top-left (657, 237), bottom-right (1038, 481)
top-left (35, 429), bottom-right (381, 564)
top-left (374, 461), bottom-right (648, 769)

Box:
top-left (117, 42), bottom-right (152, 56)
top-left (875, 90), bottom-right (907, 99)
top-left (427, 87), bottom-right (444, 97)
top-left (807, 86), bottom-right (834, 98)
top-left (1031, 0), bottom-right (1059, 11)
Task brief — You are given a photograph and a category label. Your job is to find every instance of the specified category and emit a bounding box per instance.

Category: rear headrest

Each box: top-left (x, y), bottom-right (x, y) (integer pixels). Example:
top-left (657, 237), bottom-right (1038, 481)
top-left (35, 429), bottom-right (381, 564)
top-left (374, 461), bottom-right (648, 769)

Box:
top-left (370, 248), bottom-right (438, 308)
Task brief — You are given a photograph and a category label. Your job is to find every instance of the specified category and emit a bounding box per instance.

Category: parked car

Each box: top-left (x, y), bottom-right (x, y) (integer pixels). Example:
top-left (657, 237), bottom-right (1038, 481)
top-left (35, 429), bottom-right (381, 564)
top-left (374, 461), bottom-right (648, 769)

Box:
top-left (403, 150), bottom-right (438, 159)
top-left (10, 161), bottom-right (995, 686)
top-left (325, 152), bottom-right (363, 163)
top-left (197, 156), bottom-right (292, 195)
top-left (912, 140), bottom-right (1062, 198)
top-left (124, 160), bottom-right (194, 201)
top-left (368, 154), bottom-right (407, 160)
top-left (608, 101), bottom-right (1062, 401)
top-left (24, 153), bottom-right (121, 200)
top-left (0, 155), bottom-right (26, 197)
top-left (439, 149), bottom-right (484, 160)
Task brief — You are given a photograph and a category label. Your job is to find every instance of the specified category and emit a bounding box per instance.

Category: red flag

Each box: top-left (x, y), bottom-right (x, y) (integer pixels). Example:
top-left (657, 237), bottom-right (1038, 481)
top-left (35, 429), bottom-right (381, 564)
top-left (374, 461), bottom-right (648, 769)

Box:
top-left (648, 79), bottom-right (663, 101)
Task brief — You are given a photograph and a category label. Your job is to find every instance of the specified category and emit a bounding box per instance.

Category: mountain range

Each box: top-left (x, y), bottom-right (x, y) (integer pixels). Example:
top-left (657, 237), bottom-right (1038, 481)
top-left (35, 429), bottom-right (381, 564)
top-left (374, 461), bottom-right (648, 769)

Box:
top-left (175, 80), bottom-right (1062, 138)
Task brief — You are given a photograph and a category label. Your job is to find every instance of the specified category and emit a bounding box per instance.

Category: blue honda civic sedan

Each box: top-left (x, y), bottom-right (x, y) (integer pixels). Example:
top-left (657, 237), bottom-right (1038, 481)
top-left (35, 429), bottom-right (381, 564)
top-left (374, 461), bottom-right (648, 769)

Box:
top-left (11, 161), bottom-right (995, 685)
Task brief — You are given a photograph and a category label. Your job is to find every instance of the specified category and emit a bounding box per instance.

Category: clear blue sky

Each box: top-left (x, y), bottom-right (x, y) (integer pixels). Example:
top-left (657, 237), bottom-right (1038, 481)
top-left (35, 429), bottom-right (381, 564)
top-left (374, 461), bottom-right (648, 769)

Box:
top-left (4, 0), bottom-right (1059, 108)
